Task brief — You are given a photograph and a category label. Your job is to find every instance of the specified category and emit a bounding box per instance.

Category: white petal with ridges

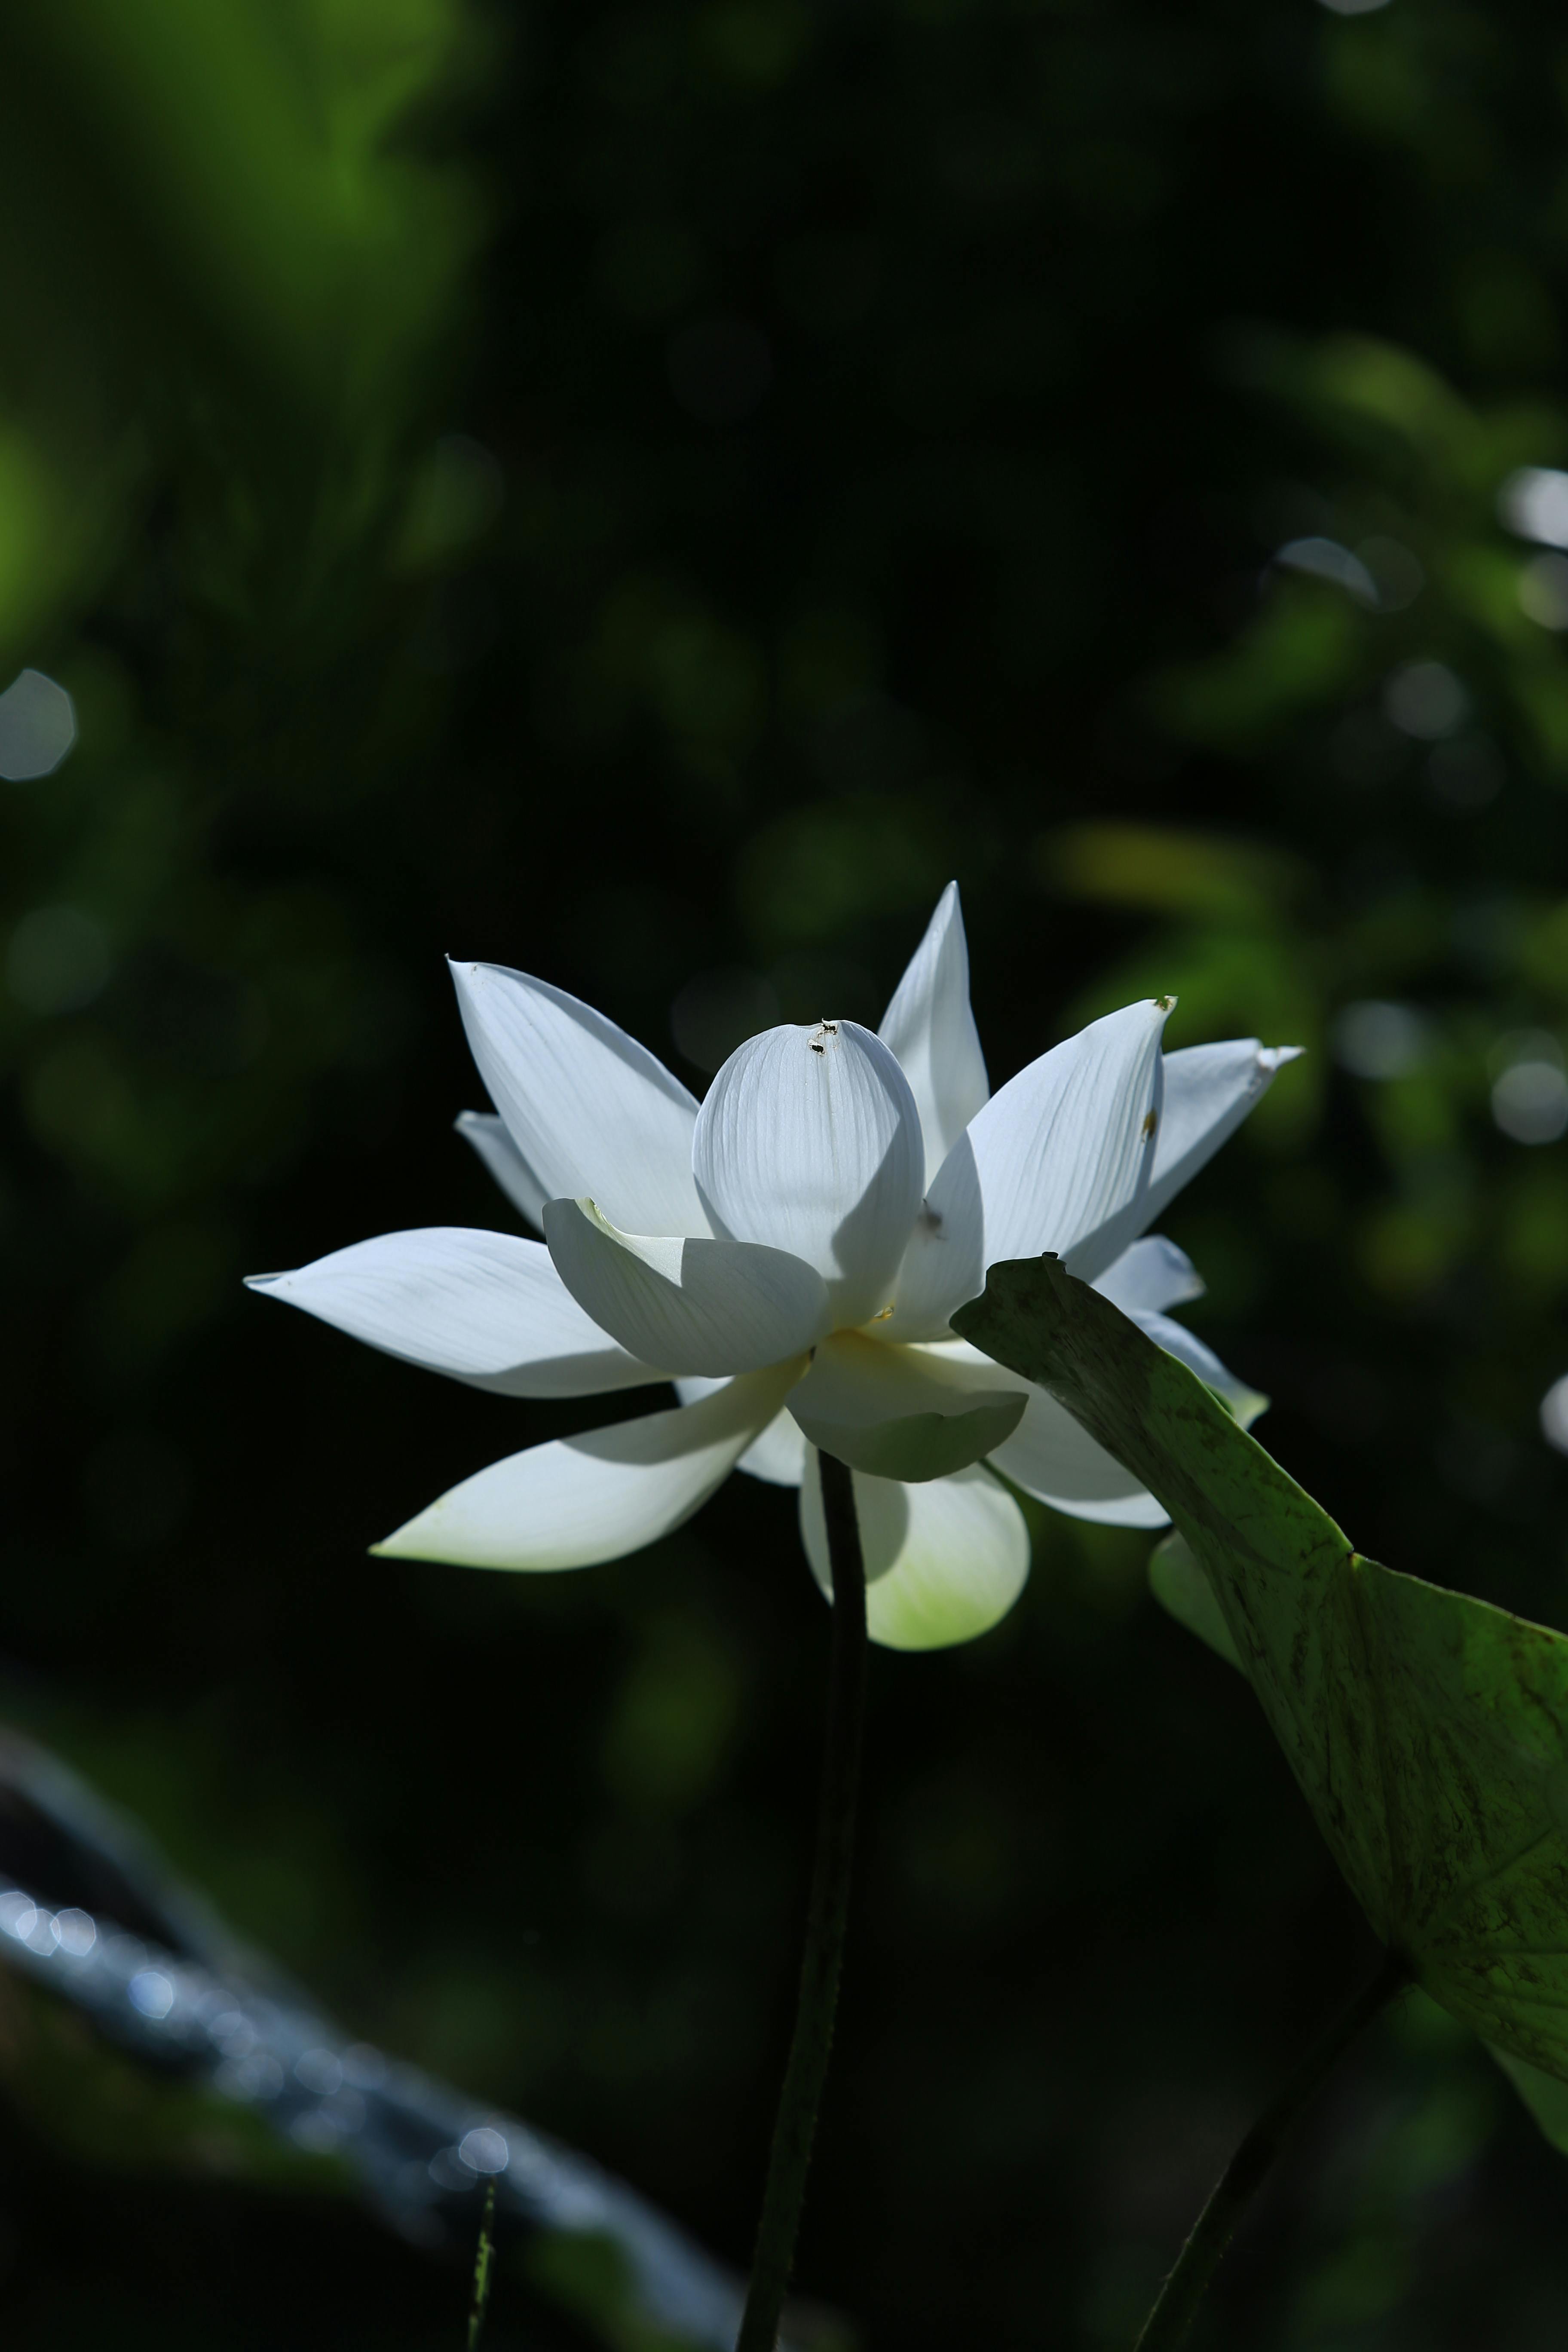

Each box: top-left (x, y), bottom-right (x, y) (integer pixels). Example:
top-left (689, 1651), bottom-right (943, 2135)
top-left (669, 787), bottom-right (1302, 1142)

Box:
top-left (451, 960), bottom-right (708, 1237)
top-left (543, 1197), bottom-right (829, 1377)
top-left (799, 1452), bottom-right (1031, 1650)
top-left (1093, 1234), bottom-right (1204, 1317)
top-left (1141, 1040), bottom-right (1302, 1230)
top-left (995, 998), bottom-right (1171, 1283)
top-left (693, 1020), bottom-right (924, 1326)
top-left (374, 1363), bottom-right (805, 1571)
top-left (456, 1111), bottom-right (548, 1229)
top-left (246, 1229), bottom-right (660, 1397)
top-left (787, 1329), bottom-right (1024, 1482)
top-left (890, 997), bottom-right (1170, 1333)
top-left (878, 882), bottom-right (990, 1186)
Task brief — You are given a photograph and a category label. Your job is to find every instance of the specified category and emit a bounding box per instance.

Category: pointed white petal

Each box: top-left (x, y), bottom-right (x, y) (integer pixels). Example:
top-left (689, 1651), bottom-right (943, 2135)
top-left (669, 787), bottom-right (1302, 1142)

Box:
top-left (247, 1229), bottom-right (660, 1398)
top-left (374, 1364), bottom-right (802, 1571)
top-left (451, 961), bottom-right (708, 1237)
top-left (980, 998), bottom-right (1171, 1283)
top-left (1129, 1310), bottom-right (1268, 1429)
top-left (675, 1380), bottom-right (807, 1486)
top-left (787, 1329), bottom-right (1024, 1482)
top-left (543, 1197), bottom-right (829, 1377)
top-left (1140, 1041), bottom-right (1302, 1230)
top-left (799, 1452), bottom-right (1030, 1650)
top-left (878, 882), bottom-right (990, 1186)
top-left (692, 1019), bottom-right (924, 1326)
top-left (888, 997), bottom-right (1170, 1333)
top-left (1093, 1234), bottom-right (1204, 1317)
top-left (456, 1111), bottom-right (548, 1229)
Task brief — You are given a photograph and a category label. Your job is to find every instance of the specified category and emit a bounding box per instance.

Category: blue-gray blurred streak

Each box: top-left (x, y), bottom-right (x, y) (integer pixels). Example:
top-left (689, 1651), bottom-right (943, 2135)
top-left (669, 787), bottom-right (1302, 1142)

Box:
top-left (0, 1737), bottom-right (798, 2352)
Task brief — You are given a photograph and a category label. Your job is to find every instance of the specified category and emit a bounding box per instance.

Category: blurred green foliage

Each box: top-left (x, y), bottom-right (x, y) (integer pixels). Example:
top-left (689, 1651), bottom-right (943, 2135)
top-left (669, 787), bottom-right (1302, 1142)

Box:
top-left (6, 0), bottom-right (1568, 2345)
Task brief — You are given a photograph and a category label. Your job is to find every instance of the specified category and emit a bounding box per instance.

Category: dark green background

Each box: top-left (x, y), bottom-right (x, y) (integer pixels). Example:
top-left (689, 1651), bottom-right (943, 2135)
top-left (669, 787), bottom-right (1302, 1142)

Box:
top-left (3, 0), bottom-right (1568, 2342)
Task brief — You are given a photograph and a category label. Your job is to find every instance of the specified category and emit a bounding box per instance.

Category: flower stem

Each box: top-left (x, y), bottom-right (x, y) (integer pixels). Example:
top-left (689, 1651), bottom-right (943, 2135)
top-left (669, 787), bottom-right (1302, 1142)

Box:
top-left (1132, 1944), bottom-right (1411, 2352)
top-left (735, 1449), bottom-right (868, 2352)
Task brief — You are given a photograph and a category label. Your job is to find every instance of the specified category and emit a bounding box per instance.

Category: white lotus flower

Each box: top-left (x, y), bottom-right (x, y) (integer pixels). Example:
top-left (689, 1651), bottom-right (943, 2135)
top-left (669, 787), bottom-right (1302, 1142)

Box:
top-left (248, 886), bottom-right (1297, 1651)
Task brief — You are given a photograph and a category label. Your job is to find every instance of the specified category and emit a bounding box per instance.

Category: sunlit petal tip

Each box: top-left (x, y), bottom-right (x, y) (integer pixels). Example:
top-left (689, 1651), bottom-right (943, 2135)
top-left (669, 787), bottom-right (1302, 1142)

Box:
top-left (369, 1365), bottom-right (801, 1573)
top-left (1137, 1035), bottom-right (1306, 1237)
top-left (244, 1226), bottom-right (662, 1399)
top-left (878, 882), bottom-right (990, 1185)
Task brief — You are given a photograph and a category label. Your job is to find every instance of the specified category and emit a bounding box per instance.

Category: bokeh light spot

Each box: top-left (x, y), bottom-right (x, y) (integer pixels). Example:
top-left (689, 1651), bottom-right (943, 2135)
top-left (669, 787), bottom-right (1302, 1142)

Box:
top-left (1492, 1060), bottom-right (1568, 1145)
top-left (0, 668), bottom-right (76, 781)
top-left (1517, 552), bottom-right (1568, 630)
top-left (1500, 466), bottom-right (1568, 548)
top-left (1540, 1376), bottom-right (1568, 1455)
top-left (1332, 1001), bottom-right (1428, 1079)
top-left (1383, 660), bottom-right (1467, 740)
top-left (459, 2125), bottom-right (509, 2174)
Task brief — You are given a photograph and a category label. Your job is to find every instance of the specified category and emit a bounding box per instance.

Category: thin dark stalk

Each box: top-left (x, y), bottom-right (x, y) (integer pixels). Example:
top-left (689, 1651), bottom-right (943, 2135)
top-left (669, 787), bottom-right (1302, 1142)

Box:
top-left (1132, 1945), bottom-right (1411, 2352)
top-left (467, 2176), bottom-right (496, 2350)
top-left (735, 1450), bottom-right (869, 2352)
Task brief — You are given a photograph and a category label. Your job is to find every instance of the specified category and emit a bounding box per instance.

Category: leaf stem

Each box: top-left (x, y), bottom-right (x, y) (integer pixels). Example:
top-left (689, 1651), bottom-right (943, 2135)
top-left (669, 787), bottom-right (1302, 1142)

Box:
top-left (735, 1449), bottom-right (868, 2352)
top-left (1132, 1944), bottom-right (1411, 2352)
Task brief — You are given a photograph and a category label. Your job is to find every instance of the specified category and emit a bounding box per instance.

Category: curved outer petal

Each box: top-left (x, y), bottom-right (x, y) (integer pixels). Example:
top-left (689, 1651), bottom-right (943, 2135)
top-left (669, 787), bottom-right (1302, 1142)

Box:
top-left (451, 960), bottom-right (709, 1237)
top-left (1130, 1310), bottom-right (1268, 1429)
top-left (786, 1329), bottom-right (1024, 1482)
top-left (900, 1334), bottom-right (1166, 1526)
top-left (676, 1380), bottom-right (808, 1486)
top-left (989, 1386), bottom-right (1171, 1528)
top-left (1092, 1234), bottom-right (1204, 1317)
top-left (798, 1451), bottom-right (1030, 1650)
top-left (878, 882), bottom-right (990, 1187)
top-left (456, 1110), bottom-right (548, 1229)
top-left (374, 1363), bottom-right (805, 1571)
top-left (246, 1228), bottom-right (661, 1398)
top-left (1139, 1041), bottom-right (1302, 1231)
top-left (891, 998), bottom-right (1170, 1335)
top-left (543, 1198), bottom-right (830, 1378)
top-left (693, 1019), bottom-right (924, 1327)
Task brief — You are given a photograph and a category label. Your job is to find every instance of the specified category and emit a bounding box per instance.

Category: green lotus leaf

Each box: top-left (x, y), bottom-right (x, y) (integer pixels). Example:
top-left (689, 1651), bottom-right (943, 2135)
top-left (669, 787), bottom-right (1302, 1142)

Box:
top-left (956, 1255), bottom-right (1568, 2087)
